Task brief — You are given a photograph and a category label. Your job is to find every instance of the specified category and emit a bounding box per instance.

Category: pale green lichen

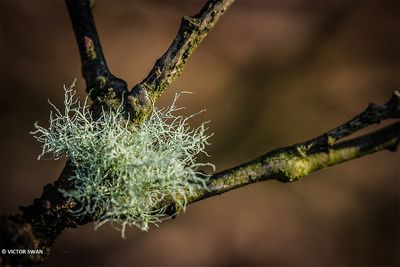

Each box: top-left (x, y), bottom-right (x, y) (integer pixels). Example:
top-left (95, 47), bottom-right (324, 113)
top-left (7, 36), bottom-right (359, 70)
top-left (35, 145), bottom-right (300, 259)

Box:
top-left (31, 81), bottom-right (213, 237)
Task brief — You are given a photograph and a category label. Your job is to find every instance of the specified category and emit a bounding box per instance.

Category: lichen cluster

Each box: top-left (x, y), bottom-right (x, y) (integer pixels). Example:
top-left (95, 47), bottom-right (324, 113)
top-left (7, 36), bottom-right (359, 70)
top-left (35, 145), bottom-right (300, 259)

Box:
top-left (31, 82), bottom-right (213, 237)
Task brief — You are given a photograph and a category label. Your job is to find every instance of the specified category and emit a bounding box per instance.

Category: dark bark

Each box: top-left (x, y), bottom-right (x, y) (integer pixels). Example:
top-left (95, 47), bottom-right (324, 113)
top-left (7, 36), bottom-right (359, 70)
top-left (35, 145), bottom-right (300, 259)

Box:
top-left (66, 0), bottom-right (128, 100)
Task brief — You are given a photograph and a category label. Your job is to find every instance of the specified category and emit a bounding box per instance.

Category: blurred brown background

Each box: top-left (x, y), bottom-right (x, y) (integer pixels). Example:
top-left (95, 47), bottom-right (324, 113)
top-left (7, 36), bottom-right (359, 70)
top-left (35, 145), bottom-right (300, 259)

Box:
top-left (1, 0), bottom-right (399, 266)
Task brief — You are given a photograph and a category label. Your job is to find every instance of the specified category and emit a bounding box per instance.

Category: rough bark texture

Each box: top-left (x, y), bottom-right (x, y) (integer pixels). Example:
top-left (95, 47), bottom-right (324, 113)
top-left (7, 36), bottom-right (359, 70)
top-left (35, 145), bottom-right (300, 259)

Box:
top-left (0, 0), bottom-right (399, 266)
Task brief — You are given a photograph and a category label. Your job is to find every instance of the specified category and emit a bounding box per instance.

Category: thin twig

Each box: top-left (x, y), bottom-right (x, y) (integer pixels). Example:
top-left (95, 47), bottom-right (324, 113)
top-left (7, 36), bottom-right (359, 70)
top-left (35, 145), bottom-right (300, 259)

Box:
top-left (301, 91), bottom-right (400, 153)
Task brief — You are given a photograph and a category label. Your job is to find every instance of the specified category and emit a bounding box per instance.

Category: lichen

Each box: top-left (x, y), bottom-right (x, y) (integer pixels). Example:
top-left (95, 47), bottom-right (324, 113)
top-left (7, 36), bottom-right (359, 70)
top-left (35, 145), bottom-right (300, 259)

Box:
top-left (267, 152), bottom-right (313, 182)
top-left (31, 82), bottom-right (214, 237)
top-left (267, 145), bottom-right (364, 182)
top-left (95, 76), bottom-right (106, 89)
top-left (83, 36), bottom-right (96, 60)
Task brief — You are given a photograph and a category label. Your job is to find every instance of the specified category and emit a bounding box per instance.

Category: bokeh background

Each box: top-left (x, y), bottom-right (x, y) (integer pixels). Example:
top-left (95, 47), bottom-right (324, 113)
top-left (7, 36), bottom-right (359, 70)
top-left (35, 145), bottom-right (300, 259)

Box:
top-left (1, 0), bottom-right (399, 266)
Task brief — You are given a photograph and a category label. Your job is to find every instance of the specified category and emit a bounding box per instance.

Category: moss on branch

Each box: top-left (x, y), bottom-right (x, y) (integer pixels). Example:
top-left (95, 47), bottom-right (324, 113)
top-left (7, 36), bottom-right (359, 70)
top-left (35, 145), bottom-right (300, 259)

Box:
top-left (128, 0), bottom-right (235, 122)
top-left (185, 92), bottom-right (400, 204)
top-left (187, 121), bottom-right (399, 204)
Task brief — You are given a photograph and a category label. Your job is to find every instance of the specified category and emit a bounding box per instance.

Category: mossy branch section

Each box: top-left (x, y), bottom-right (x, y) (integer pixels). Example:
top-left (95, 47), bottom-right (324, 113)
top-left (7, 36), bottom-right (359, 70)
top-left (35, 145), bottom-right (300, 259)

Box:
top-left (185, 92), bottom-right (400, 204)
top-left (128, 0), bottom-right (235, 121)
top-left (189, 122), bottom-right (399, 203)
top-left (133, 0), bottom-right (235, 100)
top-left (158, 92), bottom-right (400, 211)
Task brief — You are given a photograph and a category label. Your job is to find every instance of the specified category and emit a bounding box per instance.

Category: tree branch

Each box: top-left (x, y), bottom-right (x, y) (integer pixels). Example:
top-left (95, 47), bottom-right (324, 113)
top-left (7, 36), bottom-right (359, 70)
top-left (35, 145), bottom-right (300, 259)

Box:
top-left (66, 0), bottom-right (128, 100)
top-left (131, 0), bottom-right (235, 100)
top-left (66, 0), bottom-right (235, 124)
top-left (1, 0), bottom-right (398, 265)
top-left (301, 91), bottom-right (400, 153)
top-left (127, 0), bottom-right (235, 123)
top-left (183, 91), bottom-right (399, 204)
top-left (189, 121), bottom-right (399, 204)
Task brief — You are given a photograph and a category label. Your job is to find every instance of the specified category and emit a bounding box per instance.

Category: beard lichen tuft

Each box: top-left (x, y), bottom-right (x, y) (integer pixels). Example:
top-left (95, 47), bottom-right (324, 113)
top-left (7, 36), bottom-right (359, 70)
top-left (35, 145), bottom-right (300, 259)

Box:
top-left (31, 82), bottom-right (214, 238)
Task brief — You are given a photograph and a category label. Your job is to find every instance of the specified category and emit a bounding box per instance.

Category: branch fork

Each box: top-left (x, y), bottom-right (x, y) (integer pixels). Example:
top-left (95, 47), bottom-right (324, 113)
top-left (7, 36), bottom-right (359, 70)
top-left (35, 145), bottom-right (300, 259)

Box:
top-left (1, 0), bottom-right (399, 265)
